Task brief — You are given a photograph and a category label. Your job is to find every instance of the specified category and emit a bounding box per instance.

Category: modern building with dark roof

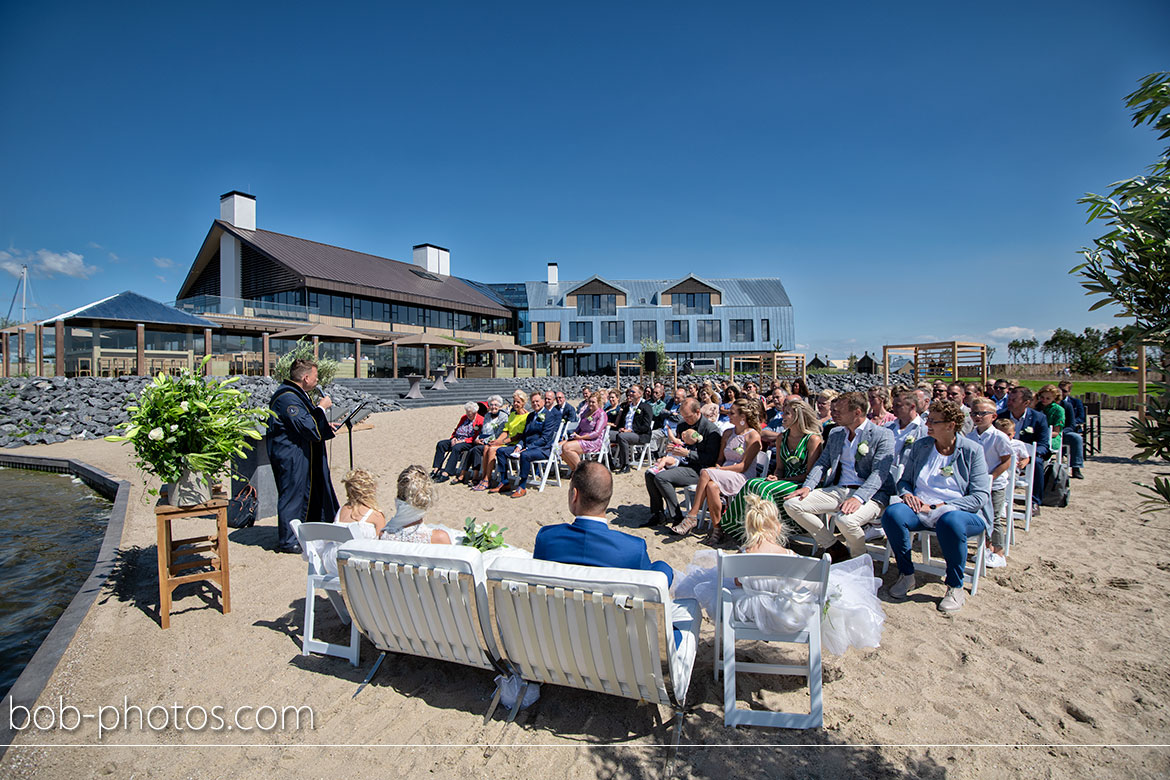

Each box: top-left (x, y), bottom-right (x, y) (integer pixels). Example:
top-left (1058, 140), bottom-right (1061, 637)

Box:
top-left (492, 263), bottom-right (795, 375)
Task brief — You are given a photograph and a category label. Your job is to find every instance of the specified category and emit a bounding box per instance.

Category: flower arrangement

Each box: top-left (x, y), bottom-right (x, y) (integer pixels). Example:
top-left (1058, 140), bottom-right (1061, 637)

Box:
top-left (461, 518), bottom-right (507, 552)
top-left (106, 357), bottom-right (272, 497)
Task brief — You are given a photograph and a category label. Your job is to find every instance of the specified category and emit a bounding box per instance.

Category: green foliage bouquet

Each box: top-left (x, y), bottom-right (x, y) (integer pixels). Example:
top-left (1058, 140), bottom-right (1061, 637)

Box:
top-left (274, 337), bottom-right (338, 392)
top-left (106, 356), bottom-right (272, 493)
top-left (461, 517), bottom-right (507, 552)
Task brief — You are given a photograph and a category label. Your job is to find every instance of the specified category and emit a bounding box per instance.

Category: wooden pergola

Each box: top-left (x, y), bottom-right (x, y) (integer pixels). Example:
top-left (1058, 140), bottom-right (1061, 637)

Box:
top-left (882, 341), bottom-right (988, 387)
top-left (375, 332), bottom-right (462, 379)
top-left (614, 358), bottom-right (677, 394)
top-left (728, 352), bottom-right (807, 387)
top-left (464, 341), bottom-right (535, 378)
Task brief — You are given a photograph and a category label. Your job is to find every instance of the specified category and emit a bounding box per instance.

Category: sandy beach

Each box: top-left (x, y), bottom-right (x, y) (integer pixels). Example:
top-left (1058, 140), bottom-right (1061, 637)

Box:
top-left (2, 403), bottom-right (1168, 779)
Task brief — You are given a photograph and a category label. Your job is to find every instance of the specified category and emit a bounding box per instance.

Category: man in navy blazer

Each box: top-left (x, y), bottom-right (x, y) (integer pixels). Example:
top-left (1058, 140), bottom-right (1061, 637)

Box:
top-left (534, 462), bottom-right (673, 583)
top-left (1058, 380), bottom-right (1086, 479)
top-left (997, 386), bottom-right (1049, 508)
top-left (494, 391), bottom-right (561, 498)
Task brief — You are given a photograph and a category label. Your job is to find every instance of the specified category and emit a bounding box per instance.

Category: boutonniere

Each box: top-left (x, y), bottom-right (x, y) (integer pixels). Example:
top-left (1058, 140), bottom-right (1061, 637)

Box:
top-left (1024, 426), bottom-right (1033, 434)
top-left (940, 465), bottom-right (954, 477)
top-left (903, 435), bottom-right (916, 449)
top-left (537, 412), bottom-right (545, 422)
top-left (734, 445), bottom-right (745, 455)
top-left (785, 454), bottom-right (803, 467)
top-left (857, 441), bottom-right (870, 457)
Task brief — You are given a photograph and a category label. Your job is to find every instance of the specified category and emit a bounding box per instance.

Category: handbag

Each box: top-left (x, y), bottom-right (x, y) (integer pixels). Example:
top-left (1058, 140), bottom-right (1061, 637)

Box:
top-left (227, 483), bottom-right (258, 529)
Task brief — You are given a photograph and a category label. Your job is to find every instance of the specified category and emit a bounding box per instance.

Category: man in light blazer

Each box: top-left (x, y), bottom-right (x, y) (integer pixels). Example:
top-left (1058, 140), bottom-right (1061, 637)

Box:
top-left (784, 391), bottom-right (895, 561)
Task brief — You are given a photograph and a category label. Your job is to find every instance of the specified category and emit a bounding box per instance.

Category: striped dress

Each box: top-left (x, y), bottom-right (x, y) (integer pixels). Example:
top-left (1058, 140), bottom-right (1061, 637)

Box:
top-left (721, 432), bottom-right (812, 546)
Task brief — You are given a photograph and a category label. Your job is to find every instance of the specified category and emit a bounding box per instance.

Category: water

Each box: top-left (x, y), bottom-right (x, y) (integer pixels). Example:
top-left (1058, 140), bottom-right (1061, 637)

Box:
top-left (0, 468), bottom-right (112, 699)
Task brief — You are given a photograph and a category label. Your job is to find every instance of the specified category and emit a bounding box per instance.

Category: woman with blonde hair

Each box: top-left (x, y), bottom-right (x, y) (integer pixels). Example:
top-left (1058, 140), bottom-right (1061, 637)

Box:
top-left (337, 469), bottom-right (387, 536)
top-left (671, 398), bottom-right (763, 545)
top-left (381, 465), bottom-right (451, 544)
top-left (815, 388), bottom-right (838, 431)
top-left (739, 492), bottom-right (792, 555)
top-left (720, 399), bottom-right (823, 546)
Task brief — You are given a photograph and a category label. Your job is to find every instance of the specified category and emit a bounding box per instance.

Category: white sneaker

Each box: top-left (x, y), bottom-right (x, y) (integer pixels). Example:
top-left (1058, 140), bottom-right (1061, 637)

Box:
top-left (984, 550), bottom-right (1007, 569)
top-left (938, 586), bottom-right (966, 613)
top-left (889, 573), bottom-right (917, 599)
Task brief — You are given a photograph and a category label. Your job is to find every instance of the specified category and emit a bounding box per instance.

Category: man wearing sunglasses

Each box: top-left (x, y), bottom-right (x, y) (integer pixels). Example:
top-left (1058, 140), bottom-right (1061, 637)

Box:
top-left (613, 384), bottom-right (653, 473)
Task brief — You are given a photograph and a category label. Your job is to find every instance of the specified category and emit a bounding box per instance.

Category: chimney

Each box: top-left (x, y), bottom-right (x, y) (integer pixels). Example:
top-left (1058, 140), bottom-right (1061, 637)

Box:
top-left (547, 262), bottom-right (559, 286)
top-left (413, 243), bottom-right (450, 276)
top-left (219, 190), bottom-right (256, 231)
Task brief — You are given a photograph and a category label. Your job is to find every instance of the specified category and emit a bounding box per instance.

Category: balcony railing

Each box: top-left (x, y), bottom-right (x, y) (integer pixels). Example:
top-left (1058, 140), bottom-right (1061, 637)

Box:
top-left (172, 295), bottom-right (318, 322)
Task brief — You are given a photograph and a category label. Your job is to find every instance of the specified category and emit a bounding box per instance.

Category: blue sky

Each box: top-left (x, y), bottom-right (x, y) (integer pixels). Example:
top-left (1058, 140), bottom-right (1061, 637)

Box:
top-left (1, 1), bottom-right (1166, 360)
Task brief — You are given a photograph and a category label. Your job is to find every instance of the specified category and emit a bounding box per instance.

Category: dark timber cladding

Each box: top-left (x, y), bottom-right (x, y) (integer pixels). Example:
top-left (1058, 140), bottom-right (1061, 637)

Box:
top-left (241, 243), bottom-right (299, 298)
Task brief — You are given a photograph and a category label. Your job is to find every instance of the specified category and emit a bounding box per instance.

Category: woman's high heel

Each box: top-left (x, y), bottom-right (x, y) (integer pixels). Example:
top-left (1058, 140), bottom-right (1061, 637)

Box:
top-left (671, 514), bottom-right (699, 536)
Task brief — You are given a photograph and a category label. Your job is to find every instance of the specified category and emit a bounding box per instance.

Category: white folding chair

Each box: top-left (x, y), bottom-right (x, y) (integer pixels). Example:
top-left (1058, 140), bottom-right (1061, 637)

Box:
top-left (714, 551), bottom-right (831, 729)
top-left (1001, 449), bottom-right (1018, 556)
top-left (290, 519), bottom-right (362, 667)
top-left (484, 557), bottom-right (701, 751)
top-left (631, 441), bottom-right (653, 470)
top-left (528, 419), bottom-right (569, 492)
top-left (881, 523), bottom-right (988, 595)
top-left (1011, 441), bottom-right (1037, 536)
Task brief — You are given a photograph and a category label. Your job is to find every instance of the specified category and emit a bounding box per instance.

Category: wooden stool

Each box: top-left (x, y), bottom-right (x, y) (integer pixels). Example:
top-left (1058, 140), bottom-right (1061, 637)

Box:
top-left (154, 491), bottom-right (231, 629)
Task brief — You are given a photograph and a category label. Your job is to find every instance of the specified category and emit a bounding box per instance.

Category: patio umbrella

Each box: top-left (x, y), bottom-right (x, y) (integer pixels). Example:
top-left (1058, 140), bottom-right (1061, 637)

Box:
top-left (268, 322), bottom-right (373, 361)
top-left (375, 332), bottom-right (463, 378)
top-left (465, 341), bottom-right (535, 378)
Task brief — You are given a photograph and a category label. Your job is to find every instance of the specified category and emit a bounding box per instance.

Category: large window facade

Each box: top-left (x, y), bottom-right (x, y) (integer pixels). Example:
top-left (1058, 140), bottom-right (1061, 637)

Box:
top-left (632, 320), bottom-right (656, 342)
top-left (671, 293), bottom-right (711, 315)
top-left (697, 320), bottom-right (721, 343)
top-left (666, 320), bottom-right (690, 343)
top-left (730, 319), bottom-right (754, 343)
top-left (600, 321), bottom-right (624, 344)
top-left (569, 321), bottom-right (594, 344)
top-left (576, 294), bottom-right (617, 316)
top-left (271, 288), bottom-right (508, 333)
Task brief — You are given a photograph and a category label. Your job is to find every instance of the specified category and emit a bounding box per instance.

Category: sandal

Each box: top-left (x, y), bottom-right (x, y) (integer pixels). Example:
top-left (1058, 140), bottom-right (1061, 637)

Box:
top-left (702, 528), bottom-right (724, 546)
top-left (471, 480), bottom-right (489, 492)
top-left (671, 515), bottom-right (700, 536)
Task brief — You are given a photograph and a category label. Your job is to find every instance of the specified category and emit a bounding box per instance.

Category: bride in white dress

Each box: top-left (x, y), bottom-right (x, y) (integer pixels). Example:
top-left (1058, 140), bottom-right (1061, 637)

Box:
top-left (671, 492), bottom-right (885, 656)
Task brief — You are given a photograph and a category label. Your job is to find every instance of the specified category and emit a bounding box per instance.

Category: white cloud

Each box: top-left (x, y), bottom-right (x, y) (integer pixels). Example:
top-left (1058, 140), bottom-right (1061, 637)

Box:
top-left (87, 241), bottom-right (103, 249)
top-left (987, 326), bottom-right (1035, 342)
top-left (795, 343), bottom-right (808, 349)
top-left (108, 252), bottom-right (120, 262)
top-left (155, 275), bottom-right (168, 284)
top-left (0, 247), bottom-right (99, 279)
top-left (152, 257), bottom-right (174, 268)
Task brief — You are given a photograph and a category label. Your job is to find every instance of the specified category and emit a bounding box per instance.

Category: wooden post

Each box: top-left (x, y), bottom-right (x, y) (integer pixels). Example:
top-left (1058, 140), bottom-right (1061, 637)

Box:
top-left (17, 327), bottom-right (25, 375)
top-left (262, 333), bottom-right (271, 377)
top-left (951, 341), bottom-right (959, 383)
top-left (312, 335), bottom-right (319, 359)
top-left (882, 346), bottom-right (890, 386)
top-left (392, 342), bottom-right (399, 378)
top-left (203, 328), bottom-right (213, 375)
top-left (491, 348), bottom-right (497, 379)
top-left (1139, 343), bottom-right (1147, 422)
top-left (54, 320), bottom-right (65, 377)
top-left (424, 345), bottom-right (431, 378)
top-left (354, 338), bottom-right (362, 378)
top-left (980, 345), bottom-right (988, 387)
top-left (1, 330), bottom-right (7, 377)
top-left (34, 323), bottom-right (43, 376)
top-left (136, 323), bottom-right (146, 376)
top-left (512, 349), bottom-right (518, 378)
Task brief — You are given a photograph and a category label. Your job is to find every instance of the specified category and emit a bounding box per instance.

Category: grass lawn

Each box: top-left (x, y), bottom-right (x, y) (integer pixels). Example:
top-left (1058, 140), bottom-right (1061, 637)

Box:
top-left (1015, 379), bottom-right (1141, 396)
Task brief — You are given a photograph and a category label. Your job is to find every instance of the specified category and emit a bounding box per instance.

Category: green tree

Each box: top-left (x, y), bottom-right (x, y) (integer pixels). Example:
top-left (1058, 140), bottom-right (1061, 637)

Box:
top-left (1104, 325), bottom-right (1137, 365)
top-left (1074, 72), bottom-right (1170, 511)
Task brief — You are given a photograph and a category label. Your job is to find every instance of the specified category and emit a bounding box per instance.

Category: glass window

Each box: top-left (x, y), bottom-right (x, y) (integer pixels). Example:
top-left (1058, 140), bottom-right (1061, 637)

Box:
top-left (536, 322), bottom-right (546, 342)
top-left (671, 292), bottom-right (711, 315)
top-left (632, 321), bottom-right (656, 342)
top-left (576, 293), bottom-right (617, 316)
top-left (569, 321), bottom-right (593, 344)
top-left (665, 320), bottom-right (689, 343)
top-left (697, 320), bottom-right (721, 343)
top-left (761, 319), bottom-right (770, 343)
top-left (730, 319), bottom-right (754, 343)
top-left (600, 321), bottom-right (625, 344)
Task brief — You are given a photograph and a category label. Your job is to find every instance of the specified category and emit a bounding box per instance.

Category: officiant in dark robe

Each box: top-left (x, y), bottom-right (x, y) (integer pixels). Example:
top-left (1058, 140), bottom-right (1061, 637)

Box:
top-left (266, 358), bottom-right (339, 553)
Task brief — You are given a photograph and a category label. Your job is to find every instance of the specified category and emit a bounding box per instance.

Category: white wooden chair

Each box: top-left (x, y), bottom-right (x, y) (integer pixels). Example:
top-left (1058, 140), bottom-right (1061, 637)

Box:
top-left (290, 519), bottom-right (362, 667)
top-left (484, 557), bottom-right (701, 749)
top-left (881, 522), bottom-right (988, 595)
top-left (714, 551), bottom-right (831, 729)
top-left (1011, 441), bottom-right (1037, 540)
top-left (336, 539), bottom-right (510, 715)
top-left (526, 419), bottom-right (569, 492)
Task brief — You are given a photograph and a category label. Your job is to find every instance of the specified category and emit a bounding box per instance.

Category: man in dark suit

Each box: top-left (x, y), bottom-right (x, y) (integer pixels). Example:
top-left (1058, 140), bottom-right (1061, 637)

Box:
top-left (493, 390), bottom-right (561, 499)
top-left (643, 398), bottom-right (721, 526)
top-left (613, 383), bottom-right (654, 473)
top-left (265, 358), bottom-right (339, 554)
top-left (553, 390), bottom-right (579, 426)
top-left (1058, 380), bottom-right (1086, 479)
top-left (998, 386), bottom-right (1050, 508)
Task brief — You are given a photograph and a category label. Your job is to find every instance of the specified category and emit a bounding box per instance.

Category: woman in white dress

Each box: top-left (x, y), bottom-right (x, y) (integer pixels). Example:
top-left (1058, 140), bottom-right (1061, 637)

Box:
top-left (380, 465), bottom-right (452, 545)
top-left (671, 492), bottom-right (885, 656)
top-left (305, 469), bottom-right (383, 577)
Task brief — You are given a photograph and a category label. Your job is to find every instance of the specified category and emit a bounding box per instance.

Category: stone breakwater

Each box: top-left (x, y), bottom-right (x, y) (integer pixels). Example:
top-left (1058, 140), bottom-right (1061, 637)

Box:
top-left (0, 376), bottom-right (402, 448)
top-left (510, 372), bottom-right (893, 398)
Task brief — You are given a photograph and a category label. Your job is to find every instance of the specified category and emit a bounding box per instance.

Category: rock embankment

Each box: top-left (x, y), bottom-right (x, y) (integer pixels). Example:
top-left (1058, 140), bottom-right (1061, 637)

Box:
top-left (511, 372), bottom-right (894, 398)
top-left (0, 376), bottom-right (402, 448)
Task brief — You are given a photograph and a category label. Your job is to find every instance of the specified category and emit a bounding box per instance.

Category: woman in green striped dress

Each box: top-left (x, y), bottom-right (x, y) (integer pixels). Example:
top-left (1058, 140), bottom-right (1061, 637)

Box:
top-left (721, 399), bottom-right (824, 546)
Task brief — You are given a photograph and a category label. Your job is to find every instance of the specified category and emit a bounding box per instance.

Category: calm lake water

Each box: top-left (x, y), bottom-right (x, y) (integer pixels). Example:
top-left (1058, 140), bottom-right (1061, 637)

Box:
top-left (0, 468), bottom-right (111, 699)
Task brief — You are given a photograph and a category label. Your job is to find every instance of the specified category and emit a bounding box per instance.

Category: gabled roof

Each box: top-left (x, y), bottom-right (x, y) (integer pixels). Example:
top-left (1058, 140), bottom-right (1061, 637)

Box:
top-left (562, 275), bottom-right (629, 298)
top-left (41, 291), bottom-right (217, 328)
top-left (660, 273), bottom-right (724, 296)
top-left (523, 277), bottom-right (792, 309)
top-left (178, 221), bottom-right (512, 317)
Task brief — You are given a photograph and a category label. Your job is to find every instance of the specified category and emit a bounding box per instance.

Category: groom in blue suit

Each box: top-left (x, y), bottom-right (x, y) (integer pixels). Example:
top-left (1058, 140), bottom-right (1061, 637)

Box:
top-left (534, 461), bottom-right (673, 585)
